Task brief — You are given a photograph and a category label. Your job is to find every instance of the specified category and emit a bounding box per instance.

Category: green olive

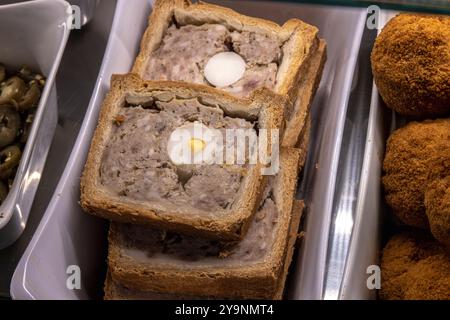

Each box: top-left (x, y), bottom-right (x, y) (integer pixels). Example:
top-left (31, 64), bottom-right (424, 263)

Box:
top-left (18, 67), bottom-right (34, 82)
top-left (0, 65), bottom-right (5, 83)
top-left (0, 145), bottom-right (22, 174)
top-left (0, 76), bottom-right (26, 105)
top-left (0, 107), bottom-right (21, 148)
top-left (0, 180), bottom-right (7, 203)
top-left (18, 66), bottom-right (45, 91)
top-left (18, 81), bottom-right (41, 110)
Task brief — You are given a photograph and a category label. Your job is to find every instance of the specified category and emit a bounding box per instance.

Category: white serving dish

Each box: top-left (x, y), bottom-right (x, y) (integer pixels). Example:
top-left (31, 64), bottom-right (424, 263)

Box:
top-left (339, 11), bottom-right (400, 300)
top-left (0, 0), bottom-right (71, 249)
top-left (11, 0), bottom-right (366, 300)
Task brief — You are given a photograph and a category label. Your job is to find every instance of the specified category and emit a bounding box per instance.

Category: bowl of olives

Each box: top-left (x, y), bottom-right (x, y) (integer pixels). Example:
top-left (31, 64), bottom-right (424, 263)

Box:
top-left (0, 67), bottom-right (46, 202)
top-left (0, 0), bottom-right (71, 248)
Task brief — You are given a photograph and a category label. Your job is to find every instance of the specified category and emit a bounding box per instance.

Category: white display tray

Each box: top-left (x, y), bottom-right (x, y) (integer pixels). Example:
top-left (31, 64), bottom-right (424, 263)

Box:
top-left (0, 0), bottom-right (71, 249)
top-left (340, 11), bottom-right (400, 300)
top-left (11, 0), bottom-right (366, 300)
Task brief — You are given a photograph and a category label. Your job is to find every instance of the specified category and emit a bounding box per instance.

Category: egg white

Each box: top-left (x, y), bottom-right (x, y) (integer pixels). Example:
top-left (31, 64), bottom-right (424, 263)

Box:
top-left (167, 122), bottom-right (222, 165)
top-left (204, 52), bottom-right (246, 87)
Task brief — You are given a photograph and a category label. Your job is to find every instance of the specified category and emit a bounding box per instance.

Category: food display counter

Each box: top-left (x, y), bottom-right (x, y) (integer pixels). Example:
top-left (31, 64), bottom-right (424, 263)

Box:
top-left (0, 0), bottom-right (448, 302)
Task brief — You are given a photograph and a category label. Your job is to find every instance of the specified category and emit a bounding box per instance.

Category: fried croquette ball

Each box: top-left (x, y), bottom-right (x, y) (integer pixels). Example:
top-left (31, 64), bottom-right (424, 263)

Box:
top-left (371, 14), bottom-right (450, 118)
top-left (425, 176), bottom-right (450, 246)
top-left (380, 232), bottom-right (450, 300)
top-left (382, 119), bottom-right (450, 229)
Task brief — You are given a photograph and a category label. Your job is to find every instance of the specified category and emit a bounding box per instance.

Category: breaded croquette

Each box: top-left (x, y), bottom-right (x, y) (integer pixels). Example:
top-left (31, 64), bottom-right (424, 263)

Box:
top-left (382, 119), bottom-right (450, 229)
top-left (371, 14), bottom-right (450, 118)
top-left (380, 232), bottom-right (450, 300)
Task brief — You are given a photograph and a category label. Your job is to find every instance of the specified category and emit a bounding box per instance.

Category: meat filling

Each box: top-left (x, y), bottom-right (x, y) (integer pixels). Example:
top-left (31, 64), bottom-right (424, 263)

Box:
top-left (144, 24), bottom-right (282, 98)
top-left (100, 96), bottom-right (255, 213)
top-left (119, 178), bottom-right (279, 265)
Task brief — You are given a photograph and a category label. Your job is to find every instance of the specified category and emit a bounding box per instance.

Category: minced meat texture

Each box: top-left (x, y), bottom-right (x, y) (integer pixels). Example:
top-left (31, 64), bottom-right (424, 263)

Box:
top-left (118, 178), bottom-right (279, 265)
top-left (145, 24), bottom-right (229, 84)
top-left (223, 64), bottom-right (278, 98)
top-left (144, 24), bottom-right (282, 98)
top-left (100, 97), bottom-right (254, 213)
top-left (230, 30), bottom-right (281, 65)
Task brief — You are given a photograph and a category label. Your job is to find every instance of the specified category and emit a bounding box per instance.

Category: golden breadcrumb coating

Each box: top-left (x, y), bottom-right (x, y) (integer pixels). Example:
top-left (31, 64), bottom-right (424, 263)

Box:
top-left (382, 119), bottom-right (450, 229)
top-left (425, 176), bottom-right (450, 247)
top-left (380, 232), bottom-right (450, 300)
top-left (371, 14), bottom-right (450, 118)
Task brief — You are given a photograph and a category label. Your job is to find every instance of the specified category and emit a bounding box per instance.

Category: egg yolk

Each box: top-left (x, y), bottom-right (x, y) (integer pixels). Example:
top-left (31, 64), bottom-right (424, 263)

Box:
top-left (189, 138), bottom-right (206, 154)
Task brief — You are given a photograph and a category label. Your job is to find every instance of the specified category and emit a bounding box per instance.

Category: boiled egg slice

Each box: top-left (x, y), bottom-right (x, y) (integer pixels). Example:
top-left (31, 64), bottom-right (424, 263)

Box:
top-left (167, 122), bottom-right (221, 165)
top-left (204, 52), bottom-right (246, 87)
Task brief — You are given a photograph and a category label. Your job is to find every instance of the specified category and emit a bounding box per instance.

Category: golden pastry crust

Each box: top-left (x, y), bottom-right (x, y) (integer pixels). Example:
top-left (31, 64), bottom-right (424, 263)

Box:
top-left (133, 0), bottom-right (319, 102)
top-left (80, 74), bottom-right (285, 241)
top-left (297, 114), bottom-right (311, 172)
top-left (382, 119), bottom-right (450, 229)
top-left (283, 40), bottom-right (326, 148)
top-left (104, 273), bottom-right (199, 300)
top-left (272, 200), bottom-right (304, 300)
top-left (132, 0), bottom-right (325, 148)
top-left (104, 202), bottom-right (304, 300)
top-left (371, 14), bottom-right (450, 118)
top-left (106, 148), bottom-right (303, 299)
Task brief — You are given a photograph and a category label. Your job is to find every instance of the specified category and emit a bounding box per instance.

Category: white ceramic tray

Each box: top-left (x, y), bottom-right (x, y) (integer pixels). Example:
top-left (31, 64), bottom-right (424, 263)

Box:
top-left (339, 10), bottom-right (400, 300)
top-left (0, 0), bottom-right (71, 249)
top-left (11, 0), bottom-right (366, 300)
